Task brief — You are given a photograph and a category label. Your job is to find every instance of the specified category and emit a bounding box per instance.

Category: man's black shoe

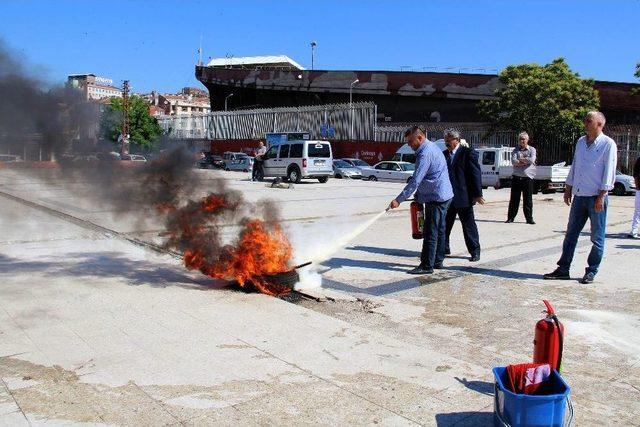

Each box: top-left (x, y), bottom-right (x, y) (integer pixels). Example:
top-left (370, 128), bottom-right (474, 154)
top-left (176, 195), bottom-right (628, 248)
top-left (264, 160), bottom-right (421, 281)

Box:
top-left (543, 268), bottom-right (570, 280)
top-left (580, 272), bottom-right (596, 284)
top-left (434, 263), bottom-right (444, 269)
top-left (407, 265), bottom-right (434, 275)
top-left (527, 220), bottom-right (536, 225)
top-left (505, 219), bottom-right (514, 223)
top-left (469, 254), bottom-right (480, 262)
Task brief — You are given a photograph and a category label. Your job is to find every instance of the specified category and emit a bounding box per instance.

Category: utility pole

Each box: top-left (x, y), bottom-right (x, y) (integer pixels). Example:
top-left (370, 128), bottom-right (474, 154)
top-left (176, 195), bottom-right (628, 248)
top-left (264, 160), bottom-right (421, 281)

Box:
top-left (310, 41), bottom-right (317, 70)
top-left (121, 80), bottom-right (130, 155)
top-left (350, 79), bottom-right (359, 140)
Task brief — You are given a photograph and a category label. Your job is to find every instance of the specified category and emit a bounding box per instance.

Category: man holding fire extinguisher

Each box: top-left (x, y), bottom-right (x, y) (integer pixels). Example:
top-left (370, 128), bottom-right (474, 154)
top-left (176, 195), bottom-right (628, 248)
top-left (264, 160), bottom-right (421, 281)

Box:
top-left (388, 126), bottom-right (453, 274)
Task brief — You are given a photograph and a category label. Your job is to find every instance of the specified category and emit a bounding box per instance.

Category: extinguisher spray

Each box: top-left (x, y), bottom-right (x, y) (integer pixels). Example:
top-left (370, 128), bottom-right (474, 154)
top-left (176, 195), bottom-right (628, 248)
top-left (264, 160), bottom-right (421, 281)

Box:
top-left (533, 300), bottom-right (564, 372)
top-left (410, 201), bottom-right (424, 239)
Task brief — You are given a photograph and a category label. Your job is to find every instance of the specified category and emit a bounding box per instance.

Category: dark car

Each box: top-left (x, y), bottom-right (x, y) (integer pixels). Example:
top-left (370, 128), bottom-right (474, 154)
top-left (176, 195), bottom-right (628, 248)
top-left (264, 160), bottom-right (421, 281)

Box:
top-left (199, 153), bottom-right (224, 169)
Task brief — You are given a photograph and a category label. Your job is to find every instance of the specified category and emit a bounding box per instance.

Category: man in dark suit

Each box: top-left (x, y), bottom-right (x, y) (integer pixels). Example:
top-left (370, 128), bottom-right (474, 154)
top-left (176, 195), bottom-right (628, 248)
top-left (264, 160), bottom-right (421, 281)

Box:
top-left (443, 129), bottom-right (485, 262)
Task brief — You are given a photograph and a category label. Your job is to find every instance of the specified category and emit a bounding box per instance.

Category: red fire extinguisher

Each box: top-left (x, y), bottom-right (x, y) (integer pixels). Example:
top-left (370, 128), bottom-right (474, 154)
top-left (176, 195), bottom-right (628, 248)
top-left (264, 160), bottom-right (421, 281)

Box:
top-left (410, 201), bottom-right (424, 239)
top-left (533, 300), bottom-right (564, 371)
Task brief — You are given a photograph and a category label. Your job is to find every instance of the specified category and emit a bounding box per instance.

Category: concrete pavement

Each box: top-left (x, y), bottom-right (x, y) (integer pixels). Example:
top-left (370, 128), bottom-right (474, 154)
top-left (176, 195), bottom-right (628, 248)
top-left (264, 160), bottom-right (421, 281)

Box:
top-left (1, 168), bottom-right (639, 425)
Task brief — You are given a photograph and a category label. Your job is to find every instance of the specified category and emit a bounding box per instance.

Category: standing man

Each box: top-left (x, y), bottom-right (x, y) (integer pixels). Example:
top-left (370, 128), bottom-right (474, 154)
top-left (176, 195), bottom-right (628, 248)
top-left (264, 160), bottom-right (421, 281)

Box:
top-left (629, 155), bottom-right (640, 239)
top-left (544, 111), bottom-right (617, 284)
top-left (506, 132), bottom-right (537, 224)
top-left (251, 140), bottom-right (267, 181)
top-left (442, 129), bottom-right (485, 262)
top-left (388, 126), bottom-right (453, 274)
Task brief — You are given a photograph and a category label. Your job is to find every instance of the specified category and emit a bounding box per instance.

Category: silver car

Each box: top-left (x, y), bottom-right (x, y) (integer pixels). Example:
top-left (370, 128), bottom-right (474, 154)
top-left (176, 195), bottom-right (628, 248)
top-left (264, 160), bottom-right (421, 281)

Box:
top-left (225, 156), bottom-right (253, 172)
top-left (613, 171), bottom-right (637, 196)
top-left (333, 159), bottom-right (362, 179)
top-left (366, 161), bottom-right (415, 182)
top-left (341, 158), bottom-right (374, 175)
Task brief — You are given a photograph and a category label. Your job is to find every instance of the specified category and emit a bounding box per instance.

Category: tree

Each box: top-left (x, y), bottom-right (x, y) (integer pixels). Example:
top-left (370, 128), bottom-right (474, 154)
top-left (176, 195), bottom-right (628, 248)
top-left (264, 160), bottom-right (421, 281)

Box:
top-left (100, 95), bottom-right (162, 148)
top-left (479, 58), bottom-right (600, 141)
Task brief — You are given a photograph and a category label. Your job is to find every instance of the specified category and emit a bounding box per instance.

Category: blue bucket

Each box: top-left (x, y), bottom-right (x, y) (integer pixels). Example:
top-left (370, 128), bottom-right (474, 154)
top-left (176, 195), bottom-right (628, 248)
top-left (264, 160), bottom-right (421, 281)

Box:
top-left (493, 367), bottom-right (573, 427)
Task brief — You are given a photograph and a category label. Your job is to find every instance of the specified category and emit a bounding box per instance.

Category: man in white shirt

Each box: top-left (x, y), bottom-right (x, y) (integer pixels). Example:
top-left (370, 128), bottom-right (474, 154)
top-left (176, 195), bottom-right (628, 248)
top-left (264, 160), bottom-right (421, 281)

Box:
top-left (544, 111), bottom-right (617, 284)
top-left (251, 141), bottom-right (267, 181)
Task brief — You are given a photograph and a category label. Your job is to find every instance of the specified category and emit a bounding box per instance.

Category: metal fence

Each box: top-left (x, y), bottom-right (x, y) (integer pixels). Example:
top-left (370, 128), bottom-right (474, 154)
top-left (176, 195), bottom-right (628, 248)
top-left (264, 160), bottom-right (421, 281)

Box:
top-left (375, 125), bottom-right (640, 171)
top-left (155, 103), bottom-right (639, 172)
top-left (157, 102), bottom-right (378, 141)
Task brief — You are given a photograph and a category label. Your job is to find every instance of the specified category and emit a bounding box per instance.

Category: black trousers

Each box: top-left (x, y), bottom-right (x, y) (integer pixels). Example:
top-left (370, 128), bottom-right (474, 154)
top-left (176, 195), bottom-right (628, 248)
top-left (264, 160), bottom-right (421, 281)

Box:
top-left (252, 159), bottom-right (263, 180)
top-left (508, 175), bottom-right (534, 221)
top-left (445, 205), bottom-right (480, 256)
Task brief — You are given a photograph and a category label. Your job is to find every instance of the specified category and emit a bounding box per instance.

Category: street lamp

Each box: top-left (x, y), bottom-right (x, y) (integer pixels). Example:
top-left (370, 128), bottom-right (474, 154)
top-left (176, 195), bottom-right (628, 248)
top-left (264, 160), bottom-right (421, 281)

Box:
top-left (224, 93), bottom-right (234, 111)
top-left (350, 79), bottom-right (359, 140)
top-left (310, 41), bottom-right (317, 70)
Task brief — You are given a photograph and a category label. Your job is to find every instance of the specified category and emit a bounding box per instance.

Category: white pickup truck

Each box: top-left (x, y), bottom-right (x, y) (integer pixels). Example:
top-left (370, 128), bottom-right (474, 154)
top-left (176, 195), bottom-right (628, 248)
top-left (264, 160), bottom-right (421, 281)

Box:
top-left (476, 147), bottom-right (570, 193)
top-left (392, 144), bottom-right (571, 193)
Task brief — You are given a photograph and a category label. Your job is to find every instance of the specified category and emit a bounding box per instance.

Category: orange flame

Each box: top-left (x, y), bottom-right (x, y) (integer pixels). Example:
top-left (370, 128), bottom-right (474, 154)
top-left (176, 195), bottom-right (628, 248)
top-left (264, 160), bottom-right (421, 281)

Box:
top-left (163, 193), bottom-right (294, 296)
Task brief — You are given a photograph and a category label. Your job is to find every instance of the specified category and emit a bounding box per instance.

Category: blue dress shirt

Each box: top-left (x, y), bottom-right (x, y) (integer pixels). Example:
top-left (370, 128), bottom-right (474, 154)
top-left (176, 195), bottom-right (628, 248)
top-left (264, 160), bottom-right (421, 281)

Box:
top-left (396, 141), bottom-right (453, 203)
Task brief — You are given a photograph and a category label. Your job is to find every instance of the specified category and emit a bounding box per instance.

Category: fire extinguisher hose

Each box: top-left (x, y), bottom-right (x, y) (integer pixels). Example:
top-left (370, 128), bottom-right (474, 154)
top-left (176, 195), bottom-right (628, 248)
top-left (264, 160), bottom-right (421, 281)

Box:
top-left (551, 314), bottom-right (563, 371)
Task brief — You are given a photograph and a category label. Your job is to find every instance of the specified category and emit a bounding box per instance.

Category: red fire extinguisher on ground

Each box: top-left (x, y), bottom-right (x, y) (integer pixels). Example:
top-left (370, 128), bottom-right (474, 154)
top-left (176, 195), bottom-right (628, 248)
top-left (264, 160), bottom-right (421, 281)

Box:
top-left (410, 201), bottom-right (424, 239)
top-left (533, 300), bottom-right (564, 371)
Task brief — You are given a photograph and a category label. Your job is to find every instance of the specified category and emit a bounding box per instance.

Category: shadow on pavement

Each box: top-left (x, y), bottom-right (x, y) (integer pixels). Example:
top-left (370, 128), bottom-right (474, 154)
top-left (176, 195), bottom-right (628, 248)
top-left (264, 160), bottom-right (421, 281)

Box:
top-left (434, 411), bottom-right (493, 426)
top-left (454, 377), bottom-right (494, 396)
top-left (0, 251), bottom-right (221, 290)
top-left (445, 265), bottom-right (541, 281)
top-left (616, 243), bottom-right (640, 249)
top-left (347, 245), bottom-right (421, 258)
top-left (321, 257), bottom-right (415, 272)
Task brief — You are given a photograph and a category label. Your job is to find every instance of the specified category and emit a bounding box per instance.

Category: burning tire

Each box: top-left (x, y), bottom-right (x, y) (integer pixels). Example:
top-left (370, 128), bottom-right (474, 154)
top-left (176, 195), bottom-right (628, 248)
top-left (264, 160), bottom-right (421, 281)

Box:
top-left (262, 269), bottom-right (300, 288)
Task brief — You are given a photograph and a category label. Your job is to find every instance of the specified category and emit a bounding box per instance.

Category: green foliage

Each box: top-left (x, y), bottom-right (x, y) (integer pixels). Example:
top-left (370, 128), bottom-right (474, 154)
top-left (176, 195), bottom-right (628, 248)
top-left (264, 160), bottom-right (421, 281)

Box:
top-left (99, 95), bottom-right (162, 147)
top-left (479, 58), bottom-right (600, 140)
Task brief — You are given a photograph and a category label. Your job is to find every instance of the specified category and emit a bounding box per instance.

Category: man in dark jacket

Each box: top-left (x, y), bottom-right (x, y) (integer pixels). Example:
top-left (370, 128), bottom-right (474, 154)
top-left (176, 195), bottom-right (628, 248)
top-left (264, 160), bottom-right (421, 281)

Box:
top-left (443, 129), bottom-right (485, 262)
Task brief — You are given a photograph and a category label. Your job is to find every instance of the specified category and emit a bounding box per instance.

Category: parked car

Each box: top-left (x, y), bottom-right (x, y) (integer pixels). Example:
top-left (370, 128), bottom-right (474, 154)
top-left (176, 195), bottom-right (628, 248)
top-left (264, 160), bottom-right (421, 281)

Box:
top-left (96, 152), bottom-right (121, 161)
top-left (366, 161), bottom-right (415, 182)
top-left (0, 154), bottom-right (23, 163)
top-left (121, 154), bottom-right (147, 162)
top-left (340, 158), bottom-right (374, 174)
top-left (256, 136), bottom-right (333, 183)
top-left (222, 151), bottom-right (250, 162)
top-left (333, 159), bottom-right (363, 179)
top-left (199, 153), bottom-right (224, 169)
top-left (225, 156), bottom-right (253, 172)
top-left (612, 171), bottom-right (637, 196)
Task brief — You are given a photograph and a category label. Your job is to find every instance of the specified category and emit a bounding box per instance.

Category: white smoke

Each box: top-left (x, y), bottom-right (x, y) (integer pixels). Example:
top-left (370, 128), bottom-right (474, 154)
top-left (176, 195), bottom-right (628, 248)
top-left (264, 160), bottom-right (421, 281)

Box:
top-left (287, 210), bottom-right (387, 290)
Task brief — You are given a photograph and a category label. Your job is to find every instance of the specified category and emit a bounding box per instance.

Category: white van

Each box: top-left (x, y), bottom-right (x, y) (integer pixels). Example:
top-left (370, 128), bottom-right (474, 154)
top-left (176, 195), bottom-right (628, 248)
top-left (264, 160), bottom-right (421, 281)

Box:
top-left (392, 139), bottom-right (450, 163)
top-left (256, 134), bottom-right (333, 183)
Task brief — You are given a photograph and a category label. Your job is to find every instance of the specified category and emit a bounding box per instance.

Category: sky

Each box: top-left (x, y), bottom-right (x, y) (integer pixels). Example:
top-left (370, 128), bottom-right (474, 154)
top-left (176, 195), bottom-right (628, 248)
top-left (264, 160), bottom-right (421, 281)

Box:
top-left (1, 0), bottom-right (638, 93)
